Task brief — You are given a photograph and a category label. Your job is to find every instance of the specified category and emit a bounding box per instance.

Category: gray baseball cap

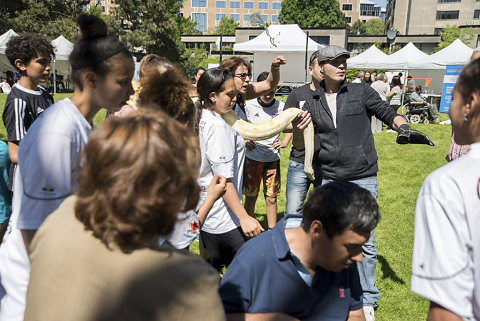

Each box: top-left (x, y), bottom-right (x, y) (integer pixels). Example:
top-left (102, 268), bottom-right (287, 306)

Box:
top-left (316, 45), bottom-right (350, 63)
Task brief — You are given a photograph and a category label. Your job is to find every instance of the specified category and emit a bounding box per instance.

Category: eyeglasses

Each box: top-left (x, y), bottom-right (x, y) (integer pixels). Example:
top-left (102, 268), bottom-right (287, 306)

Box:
top-left (234, 72), bottom-right (252, 80)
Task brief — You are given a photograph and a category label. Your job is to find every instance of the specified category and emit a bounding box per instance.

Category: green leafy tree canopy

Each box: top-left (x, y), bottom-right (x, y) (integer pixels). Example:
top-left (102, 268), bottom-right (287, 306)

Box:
top-left (214, 17), bottom-right (239, 35)
top-left (435, 24), bottom-right (475, 52)
top-left (364, 18), bottom-right (385, 35)
top-left (279, 0), bottom-right (346, 28)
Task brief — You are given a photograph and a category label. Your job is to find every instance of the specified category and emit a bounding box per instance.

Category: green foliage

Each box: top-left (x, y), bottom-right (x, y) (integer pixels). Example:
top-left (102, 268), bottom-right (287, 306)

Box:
top-left (177, 15), bottom-right (201, 35)
top-left (0, 0), bottom-right (28, 33)
top-left (279, 0), bottom-right (346, 28)
top-left (112, 0), bottom-right (185, 62)
top-left (346, 20), bottom-right (365, 35)
top-left (249, 13), bottom-right (265, 27)
top-left (364, 18), bottom-right (385, 35)
top-left (434, 24), bottom-right (475, 52)
top-left (215, 17), bottom-right (239, 35)
top-left (181, 44), bottom-right (209, 76)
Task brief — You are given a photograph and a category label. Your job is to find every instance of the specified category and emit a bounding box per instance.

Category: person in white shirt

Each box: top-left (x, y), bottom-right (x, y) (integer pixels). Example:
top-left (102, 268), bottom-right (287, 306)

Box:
top-left (0, 79), bottom-right (11, 94)
top-left (352, 71), bottom-right (364, 83)
top-left (241, 71), bottom-right (287, 229)
top-left (370, 73), bottom-right (390, 133)
top-left (0, 14), bottom-right (134, 321)
top-left (411, 58), bottom-right (480, 321)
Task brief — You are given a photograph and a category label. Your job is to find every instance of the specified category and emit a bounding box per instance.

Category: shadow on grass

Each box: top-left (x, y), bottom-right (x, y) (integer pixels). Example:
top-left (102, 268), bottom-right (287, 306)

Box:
top-left (378, 254), bottom-right (405, 285)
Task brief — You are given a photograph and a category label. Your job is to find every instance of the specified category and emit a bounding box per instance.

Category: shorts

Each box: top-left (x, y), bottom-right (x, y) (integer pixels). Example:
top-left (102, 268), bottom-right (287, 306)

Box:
top-left (200, 227), bottom-right (247, 271)
top-left (242, 157), bottom-right (280, 198)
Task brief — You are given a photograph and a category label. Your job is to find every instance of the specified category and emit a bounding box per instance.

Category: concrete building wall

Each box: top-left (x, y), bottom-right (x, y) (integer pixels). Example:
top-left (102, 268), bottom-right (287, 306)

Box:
top-left (339, 0), bottom-right (361, 24)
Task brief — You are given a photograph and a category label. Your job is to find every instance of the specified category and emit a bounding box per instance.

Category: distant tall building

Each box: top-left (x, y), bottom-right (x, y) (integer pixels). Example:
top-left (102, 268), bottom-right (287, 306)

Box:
top-left (339, 0), bottom-right (384, 25)
top-left (88, 0), bottom-right (115, 14)
top-left (386, 0), bottom-right (480, 35)
top-left (181, 0), bottom-right (282, 33)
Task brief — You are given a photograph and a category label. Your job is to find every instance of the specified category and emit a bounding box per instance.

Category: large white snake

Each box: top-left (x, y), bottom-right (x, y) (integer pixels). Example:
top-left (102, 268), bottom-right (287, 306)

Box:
top-left (127, 81), bottom-right (315, 180)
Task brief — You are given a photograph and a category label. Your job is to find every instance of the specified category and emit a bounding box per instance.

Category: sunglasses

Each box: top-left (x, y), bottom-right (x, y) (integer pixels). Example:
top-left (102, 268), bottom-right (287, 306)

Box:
top-left (234, 72), bottom-right (252, 80)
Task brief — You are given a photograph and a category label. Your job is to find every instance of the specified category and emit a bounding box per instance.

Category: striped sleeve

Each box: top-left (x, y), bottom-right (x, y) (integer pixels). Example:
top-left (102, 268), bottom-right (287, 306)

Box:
top-left (3, 97), bottom-right (27, 142)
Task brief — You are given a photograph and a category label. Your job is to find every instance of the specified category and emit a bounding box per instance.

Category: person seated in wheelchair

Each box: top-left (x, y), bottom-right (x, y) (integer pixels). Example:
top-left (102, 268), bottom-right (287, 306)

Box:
top-left (408, 86), bottom-right (439, 123)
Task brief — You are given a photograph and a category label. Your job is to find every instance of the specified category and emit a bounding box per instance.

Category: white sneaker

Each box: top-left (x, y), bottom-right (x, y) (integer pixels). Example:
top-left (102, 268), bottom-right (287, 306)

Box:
top-left (364, 306), bottom-right (375, 321)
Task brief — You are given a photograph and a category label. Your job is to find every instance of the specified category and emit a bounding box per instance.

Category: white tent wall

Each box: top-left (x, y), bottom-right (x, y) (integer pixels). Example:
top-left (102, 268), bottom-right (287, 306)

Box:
top-left (252, 52), bottom-right (313, 84)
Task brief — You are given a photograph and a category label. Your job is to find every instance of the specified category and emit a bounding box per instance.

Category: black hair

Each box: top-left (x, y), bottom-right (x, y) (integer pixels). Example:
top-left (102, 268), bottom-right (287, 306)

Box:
top-left (456, 58), bottom-right (480, 103)
top-left (196, 68), bottom-right (232, 106)
top-left (256, 71), bottom-right (269, 82)
top-left (5, 32), bottom-right (55, 74)
top-left (391, 75), bottom-right (403, 88)
top-left (69, 14), bottom-right (133, 90)
top-left (415, 85), bottom-right (423, 93)
top-left (309, 51), bottom-right (319, 67)
top-left (302, 181), bottom-right (379, 238)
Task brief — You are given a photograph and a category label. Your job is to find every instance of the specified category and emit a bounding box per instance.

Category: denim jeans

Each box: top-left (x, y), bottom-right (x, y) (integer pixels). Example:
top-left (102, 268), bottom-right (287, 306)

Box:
top-left (285, 160), bottom-right (322, 215)
top-left (322, 176), bottom-right (380, 307)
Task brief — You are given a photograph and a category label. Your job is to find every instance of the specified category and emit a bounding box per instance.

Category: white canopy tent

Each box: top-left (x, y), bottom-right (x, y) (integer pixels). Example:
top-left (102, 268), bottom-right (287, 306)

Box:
top-left (234, 24), bottom-right (325, 83)
top-left (367, 42), bottom-right (429, 70)
top-left (408, 39), bottom-right (473, 69)
top-left (0, 29), bottom-right (19, 75)
top-left (51, 35), bottom-right (74, 92)
top-left (347, 45), bottom-right (388, 69)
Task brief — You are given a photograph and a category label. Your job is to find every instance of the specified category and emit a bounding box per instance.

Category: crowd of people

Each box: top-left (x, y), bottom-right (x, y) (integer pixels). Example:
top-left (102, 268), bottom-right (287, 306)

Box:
top-left (0, 13), bottom-right (477, 321)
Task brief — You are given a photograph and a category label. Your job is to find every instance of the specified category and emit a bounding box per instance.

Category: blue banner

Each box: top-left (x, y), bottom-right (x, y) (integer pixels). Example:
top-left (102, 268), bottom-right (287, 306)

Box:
top-left (439, 65), bottom-right (463, 113)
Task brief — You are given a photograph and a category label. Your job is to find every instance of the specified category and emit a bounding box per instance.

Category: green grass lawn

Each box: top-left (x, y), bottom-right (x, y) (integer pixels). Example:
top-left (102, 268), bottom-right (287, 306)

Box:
top-left (1, 92), bottom-right (451, 320)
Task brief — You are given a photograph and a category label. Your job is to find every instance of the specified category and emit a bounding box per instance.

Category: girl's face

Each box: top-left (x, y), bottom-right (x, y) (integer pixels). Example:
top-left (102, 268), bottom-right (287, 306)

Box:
top-left (365, 72), bottom-right (371, 80)
top-left (233, 64), bottom-right (251, 96)
top-left (449, 87), bottom-right (474, 145)
top-left (211, 78), bottom-right (237, 115)
top-left (95, 55), bottom-right (135, 113)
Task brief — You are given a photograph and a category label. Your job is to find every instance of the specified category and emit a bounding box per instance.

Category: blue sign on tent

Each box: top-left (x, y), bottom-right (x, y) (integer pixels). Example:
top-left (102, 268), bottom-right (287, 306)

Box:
top-left (439, 65), bottom-right (463, 113)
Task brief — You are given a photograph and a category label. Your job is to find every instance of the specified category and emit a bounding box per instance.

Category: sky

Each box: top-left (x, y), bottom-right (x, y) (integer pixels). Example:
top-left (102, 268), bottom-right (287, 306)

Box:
top-left (371, 0), bottom-right (387, 8)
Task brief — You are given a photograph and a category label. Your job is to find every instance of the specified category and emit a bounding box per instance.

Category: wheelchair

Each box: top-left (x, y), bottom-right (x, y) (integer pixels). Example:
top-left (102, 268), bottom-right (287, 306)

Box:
top-left (401, 101), bottom-right (431, 124)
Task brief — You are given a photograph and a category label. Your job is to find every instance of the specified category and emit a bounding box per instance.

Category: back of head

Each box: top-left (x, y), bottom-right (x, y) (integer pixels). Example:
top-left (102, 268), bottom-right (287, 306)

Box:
top-left (197, 68), bottom-right (233, 106)
top-left (220, 56), bottom-right (251, 74)
top-left (376, 73), bottom-right (385, 81)
top-left (471, 48), bottom-right (480, 62)
top-left (70, 14), bottom-right (133, 90)
top-left (5, 32), bottom-right (54, 73)
top-left (138, 54), bottom-right (173, 79)
top-left (415, 85), bottom-right (423, 93)
top-left (357, 71), bottom-right (365, 78)
top-left (391, 75), bottom-right (402, 88)
top-left (456, 58), bottom-right (480, 103)
top-left (301, 181), bottom-right (379, 238)
top-left (75, 111), bottom-right (200, 253)
top-left (256, 71), bottom-right (269, 82)
top-left (138, 63), bottom-right (198, 131)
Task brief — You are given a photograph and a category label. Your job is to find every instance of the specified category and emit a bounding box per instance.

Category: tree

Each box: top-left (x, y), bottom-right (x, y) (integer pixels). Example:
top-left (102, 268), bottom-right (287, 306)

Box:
top-left (215, 17), bottom-right (239, 35)
top-left (434, 24), bottom-right (475, 52)
top-left (364, 18), bottom-right (384, 35)
top-left (177, 16), bottom-right (201, 35)
top-left (0, 0), bottom-right (28, 33)
top-left (112, 0), bottom-right (185, 62)
top-left (279, 0), bottom-right (346, 28)
top-left (181, 44), bottom-right (209, 75)
top-left (346, 20), bottom-right (365, 35)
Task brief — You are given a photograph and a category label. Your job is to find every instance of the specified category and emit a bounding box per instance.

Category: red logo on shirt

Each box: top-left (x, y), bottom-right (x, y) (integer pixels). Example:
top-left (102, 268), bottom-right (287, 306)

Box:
top-left (339, 288), bottom-right (345, 298)
top-left (190, 218), bottom-right (200, 232)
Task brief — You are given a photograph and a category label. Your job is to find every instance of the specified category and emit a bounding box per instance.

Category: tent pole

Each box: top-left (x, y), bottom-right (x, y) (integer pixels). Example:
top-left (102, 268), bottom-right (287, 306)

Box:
top-left (304, 31), bottom-right (309, 83)
top-left (53, 59), bottom-right (56, 95)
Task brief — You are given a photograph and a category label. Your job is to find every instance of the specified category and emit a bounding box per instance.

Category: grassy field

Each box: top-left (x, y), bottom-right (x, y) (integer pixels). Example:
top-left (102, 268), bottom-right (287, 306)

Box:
top-left (0, 92), bottom-right (452, 320)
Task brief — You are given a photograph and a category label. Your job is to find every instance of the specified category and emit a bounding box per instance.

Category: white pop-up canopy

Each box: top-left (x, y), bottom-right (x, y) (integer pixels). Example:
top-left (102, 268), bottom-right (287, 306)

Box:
top-left (409, 39), bottom-right (473, 69)
top-left (234, 24), bottom-right (325, 83)
top-left (367, 42), bottom-right (429, 70)
top-left (347, 45), bottom-right (388, 69)
top-left (0, 29), bottom-right (19, 75)
top-left (51, 35), bottom-right (74, 93)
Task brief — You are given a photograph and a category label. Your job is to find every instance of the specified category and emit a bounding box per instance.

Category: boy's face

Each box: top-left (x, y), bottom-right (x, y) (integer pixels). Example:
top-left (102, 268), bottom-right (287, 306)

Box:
top-left (259, 89), bottom-right (275, 105)
top-left (20, 54), bottom-right (52, 84)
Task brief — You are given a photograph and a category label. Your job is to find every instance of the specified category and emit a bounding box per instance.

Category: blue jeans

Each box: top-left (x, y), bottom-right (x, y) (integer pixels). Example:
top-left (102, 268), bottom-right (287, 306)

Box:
top-left (285, 160), bottom-right (321, 215)
top-left (322, 176), bottom-right (380, 307)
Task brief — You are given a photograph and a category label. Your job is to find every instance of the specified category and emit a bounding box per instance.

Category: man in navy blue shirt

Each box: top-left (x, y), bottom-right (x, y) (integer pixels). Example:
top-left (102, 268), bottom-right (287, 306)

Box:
top-left (219, 181), bottom-right (380, 321)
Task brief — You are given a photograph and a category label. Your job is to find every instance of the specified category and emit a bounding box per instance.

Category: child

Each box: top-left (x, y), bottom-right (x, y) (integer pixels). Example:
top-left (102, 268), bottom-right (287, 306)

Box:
top-left (241, 71), bottom-right (287, 229)
top-left (0, 14), bottom-right (134, 320)
top-left (2, 32), bottom-right (54, 192)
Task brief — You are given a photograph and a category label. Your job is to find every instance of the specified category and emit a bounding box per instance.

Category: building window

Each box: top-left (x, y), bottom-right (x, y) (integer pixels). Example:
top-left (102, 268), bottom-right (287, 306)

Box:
top-left (342, 4), bottom-right (352, 10)
top-left (310, 36), bottom-right (330, 45)
top-left (475, 10), bottom-right (480, 19)
top-left (345, 16), bottom-right (352, 23)
top-left (230, 13), bottom-right (240, 21)
top-left (244, 1), bottom-right (254, 8)
top-left (258, 2), bottom-right (268, 9)
top-left (261, 14), bottom-right (268, 22)
top-left (192, 13), bottom-right (207, 32)
top-left (434, 28), bottom-right (444, 35)
top-left (216, 1), bottom-right (226, 8)
top-left (216, 13), bottom-right (226, 20)
top-left (360, 4), bottom-right (380, 16)
top-left (230, 1), bottom-right (240, 8)
top-left (244, 14), bottom-right (251, 21)
top-left (272, 14), bottom-right (279, 22)
top-left (272, 2), bottom-right (281, 9)
top-left (192, 0), bottom-right (207, 7)
top-left (438, 0), bottom-right (461, 2)
top-left (436, 10), bottom-right (459, 19)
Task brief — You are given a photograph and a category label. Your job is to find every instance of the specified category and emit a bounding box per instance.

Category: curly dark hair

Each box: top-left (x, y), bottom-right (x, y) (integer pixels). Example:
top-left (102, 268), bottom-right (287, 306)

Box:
top-left (75, 111), bottom-right (200, 253)
top-left (5, 32), bottom-right (54, 73)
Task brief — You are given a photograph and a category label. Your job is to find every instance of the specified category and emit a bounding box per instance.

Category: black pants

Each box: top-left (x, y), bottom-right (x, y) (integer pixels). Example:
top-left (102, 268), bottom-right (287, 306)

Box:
top-left (201, 227), bottom-right (247, 271)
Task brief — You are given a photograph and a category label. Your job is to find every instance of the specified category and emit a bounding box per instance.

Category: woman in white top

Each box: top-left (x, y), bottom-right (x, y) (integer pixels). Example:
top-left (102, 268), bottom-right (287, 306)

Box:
top-left (196, 68), bottom-right (264, 270)
top-left (0, 14), bottom-right (134, 320)
top-left (411, 58), bottom-right (480, 321)
top-left (388, 75), bottom-right (403, 112)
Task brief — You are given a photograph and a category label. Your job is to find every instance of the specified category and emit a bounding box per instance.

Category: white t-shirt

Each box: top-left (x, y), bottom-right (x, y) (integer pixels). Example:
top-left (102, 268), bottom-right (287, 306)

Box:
top-left (0, 98), bottom-right (91, 321)
top-left (0, 82), bottom-right (11, 95)
top-left (325, 93), bottom-right (338, 128)
top-left (371, 81), bottom-right (390, 101)
top-left (411, 143), bottom-right (480, 320)
top-left (198, 110), bottom-right (245, 234)
top-left (242, 98), bottom-right (284, 162)
top-left (389, 86), bottom-right (403, 106)
top-left (158, 210), bottom-right (200, 249)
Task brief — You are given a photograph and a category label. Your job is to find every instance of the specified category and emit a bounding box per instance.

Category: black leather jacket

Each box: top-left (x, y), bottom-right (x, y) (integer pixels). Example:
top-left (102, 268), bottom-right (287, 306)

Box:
top-left (304, 80), bottom-right (399, 180)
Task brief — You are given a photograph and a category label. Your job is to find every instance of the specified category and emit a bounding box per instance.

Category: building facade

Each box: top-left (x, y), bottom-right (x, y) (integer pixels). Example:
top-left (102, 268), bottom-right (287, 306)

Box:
top-left (386, 0), bottom-right (480, 36)
top-left (181, 0), bottom-right (282, 33)
top-left (339, 0), bottom-right (384, 24)
top-left (88, 0), bottom-right (115, 14)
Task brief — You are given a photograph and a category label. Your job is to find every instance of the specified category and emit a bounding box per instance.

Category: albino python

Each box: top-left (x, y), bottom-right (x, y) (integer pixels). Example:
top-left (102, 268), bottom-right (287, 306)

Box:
top-left (127, 80), bottom-right (315, 180)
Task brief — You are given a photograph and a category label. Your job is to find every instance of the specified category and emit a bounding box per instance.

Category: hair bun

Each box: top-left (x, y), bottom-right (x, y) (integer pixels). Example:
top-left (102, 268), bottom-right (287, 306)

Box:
top-left (77, 14), bottom-right (108, 40)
